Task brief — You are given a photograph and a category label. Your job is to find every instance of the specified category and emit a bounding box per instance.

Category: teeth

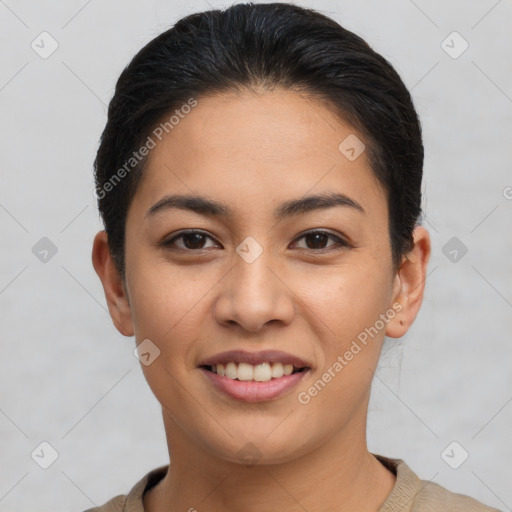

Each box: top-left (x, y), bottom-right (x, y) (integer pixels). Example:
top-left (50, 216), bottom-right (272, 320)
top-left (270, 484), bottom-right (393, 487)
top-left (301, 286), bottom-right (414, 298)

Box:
top-left (225, 362), bottom-right (237, 379)
top-left (212, 362), bottom-right (302, 382)
top-left (237, 363), bottom-right (254, 381)
top-left (254, 363), bottom-right (272, 382)
top-left (271, 363), bottom-right (284, 378)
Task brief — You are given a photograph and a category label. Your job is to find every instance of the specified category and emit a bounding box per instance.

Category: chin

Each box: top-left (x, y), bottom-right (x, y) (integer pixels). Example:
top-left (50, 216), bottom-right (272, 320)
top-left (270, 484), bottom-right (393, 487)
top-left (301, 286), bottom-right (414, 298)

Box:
top-left (201, 427), bottom-right (315, 466)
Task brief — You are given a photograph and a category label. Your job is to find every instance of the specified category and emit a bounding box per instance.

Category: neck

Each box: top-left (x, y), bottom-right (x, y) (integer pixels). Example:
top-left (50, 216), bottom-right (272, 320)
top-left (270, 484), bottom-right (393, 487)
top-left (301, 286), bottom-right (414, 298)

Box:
top-left (144, 409), bottom-right (396, 512)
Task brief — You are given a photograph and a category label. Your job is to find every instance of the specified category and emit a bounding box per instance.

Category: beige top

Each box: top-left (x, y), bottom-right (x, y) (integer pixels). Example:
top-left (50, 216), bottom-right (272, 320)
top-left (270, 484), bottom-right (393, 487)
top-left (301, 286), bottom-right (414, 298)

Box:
top-left (84, 454), bottom-right (501, 512)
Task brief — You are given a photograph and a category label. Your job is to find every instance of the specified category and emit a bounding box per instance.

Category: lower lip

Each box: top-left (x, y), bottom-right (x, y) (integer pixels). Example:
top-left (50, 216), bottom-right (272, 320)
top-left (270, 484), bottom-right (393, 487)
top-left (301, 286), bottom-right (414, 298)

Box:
top-left (199, 367), bottom-right (309, 403)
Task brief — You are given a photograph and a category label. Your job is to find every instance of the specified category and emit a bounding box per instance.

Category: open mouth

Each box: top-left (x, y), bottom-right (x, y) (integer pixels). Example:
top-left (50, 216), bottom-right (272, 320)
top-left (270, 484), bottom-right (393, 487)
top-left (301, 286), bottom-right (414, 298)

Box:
top-left (200, 362), bottom-right (308, 383)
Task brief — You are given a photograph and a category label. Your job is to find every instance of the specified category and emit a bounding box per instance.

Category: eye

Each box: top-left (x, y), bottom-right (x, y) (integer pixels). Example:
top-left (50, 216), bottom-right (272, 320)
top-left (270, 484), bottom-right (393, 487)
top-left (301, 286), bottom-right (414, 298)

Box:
top-left (291, 230), bottom-right (349, 251)
top-left (161, 230), bottom-right (220, 251)
top-left (160, 229), bottom-right (349, 253)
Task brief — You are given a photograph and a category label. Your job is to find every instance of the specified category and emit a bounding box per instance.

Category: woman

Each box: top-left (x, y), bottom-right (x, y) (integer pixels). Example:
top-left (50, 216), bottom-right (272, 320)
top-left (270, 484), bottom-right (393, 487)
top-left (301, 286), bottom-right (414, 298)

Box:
top-left (88, 3), bottom-right (500, 511)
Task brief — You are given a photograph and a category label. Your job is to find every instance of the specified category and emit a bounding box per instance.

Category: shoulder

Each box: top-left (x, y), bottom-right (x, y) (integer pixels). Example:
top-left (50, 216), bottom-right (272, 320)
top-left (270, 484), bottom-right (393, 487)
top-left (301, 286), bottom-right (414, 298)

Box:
top-left (374, 453), bottom-right (502, 512)
top-left (82, 464), bottom-right (169, 512)
top-left (411, 479), bottom-right (502, 511)
top-left (83, 494), bottom-right (126, 512)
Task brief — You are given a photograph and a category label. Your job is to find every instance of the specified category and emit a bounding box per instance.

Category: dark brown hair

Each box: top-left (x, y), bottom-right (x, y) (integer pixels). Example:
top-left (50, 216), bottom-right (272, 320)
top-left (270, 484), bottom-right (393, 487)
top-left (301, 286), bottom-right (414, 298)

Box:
top-left (94, 2), bottom-right (423, 275)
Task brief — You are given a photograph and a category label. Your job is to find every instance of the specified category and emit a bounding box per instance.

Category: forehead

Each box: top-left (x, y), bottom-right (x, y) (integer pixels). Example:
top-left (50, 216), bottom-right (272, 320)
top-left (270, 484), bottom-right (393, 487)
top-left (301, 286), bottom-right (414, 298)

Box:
top-left (129, 88), bottom-right (386, 223)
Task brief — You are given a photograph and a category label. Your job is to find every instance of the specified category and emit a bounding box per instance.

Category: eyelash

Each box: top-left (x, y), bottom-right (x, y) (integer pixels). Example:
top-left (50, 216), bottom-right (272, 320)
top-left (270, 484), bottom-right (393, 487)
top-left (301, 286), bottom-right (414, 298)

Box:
top-left (160, 229), bottom-right (349, 253)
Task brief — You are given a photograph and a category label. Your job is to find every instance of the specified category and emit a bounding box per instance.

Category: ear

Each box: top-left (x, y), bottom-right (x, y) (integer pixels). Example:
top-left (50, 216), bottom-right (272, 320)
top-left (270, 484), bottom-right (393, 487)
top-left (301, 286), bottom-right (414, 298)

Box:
top-left (385, 225), bottom-right (431, 338)
top-left (92, 230), bottom-right (134, 337)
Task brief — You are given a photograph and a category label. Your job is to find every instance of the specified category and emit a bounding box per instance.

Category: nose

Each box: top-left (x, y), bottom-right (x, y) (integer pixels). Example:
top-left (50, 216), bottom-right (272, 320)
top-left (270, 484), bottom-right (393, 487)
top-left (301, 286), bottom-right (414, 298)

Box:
top-left (213, 247), bottom-right (295, 333)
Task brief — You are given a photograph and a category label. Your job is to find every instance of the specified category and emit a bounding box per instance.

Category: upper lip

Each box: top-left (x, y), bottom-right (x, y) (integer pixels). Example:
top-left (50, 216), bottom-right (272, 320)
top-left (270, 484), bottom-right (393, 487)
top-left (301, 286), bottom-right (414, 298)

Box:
top-left (198, 350), bottom-right (311, 368)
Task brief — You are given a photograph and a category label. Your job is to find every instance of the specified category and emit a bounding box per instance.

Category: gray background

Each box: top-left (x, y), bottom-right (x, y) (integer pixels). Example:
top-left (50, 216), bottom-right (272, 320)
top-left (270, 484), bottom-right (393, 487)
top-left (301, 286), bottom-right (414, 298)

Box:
top-left (1, 0), bottom-right (511, 510)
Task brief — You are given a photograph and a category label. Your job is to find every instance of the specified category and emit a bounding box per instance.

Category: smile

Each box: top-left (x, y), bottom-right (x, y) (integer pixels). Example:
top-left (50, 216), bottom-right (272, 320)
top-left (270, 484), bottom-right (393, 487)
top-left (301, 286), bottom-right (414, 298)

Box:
top-left (198, 350), bottom-right (311, 402)
top-left (204, 362), bottom-right (304, 382)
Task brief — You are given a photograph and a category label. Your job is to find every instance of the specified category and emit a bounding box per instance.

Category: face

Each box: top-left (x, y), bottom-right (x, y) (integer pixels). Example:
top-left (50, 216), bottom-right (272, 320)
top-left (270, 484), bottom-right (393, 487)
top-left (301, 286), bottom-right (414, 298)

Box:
top-left (97, 88), bottom-right (425, 465)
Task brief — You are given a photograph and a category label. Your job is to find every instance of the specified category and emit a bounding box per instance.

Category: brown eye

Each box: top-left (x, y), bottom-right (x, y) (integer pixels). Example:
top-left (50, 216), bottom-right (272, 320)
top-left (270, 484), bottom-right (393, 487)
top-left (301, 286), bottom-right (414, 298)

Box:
top-left (181, 232), bottom-right (208, 249)
top-left (162, 230), bottom-right (219, 251)
top-left (293, 230), bottom-right (348, 251)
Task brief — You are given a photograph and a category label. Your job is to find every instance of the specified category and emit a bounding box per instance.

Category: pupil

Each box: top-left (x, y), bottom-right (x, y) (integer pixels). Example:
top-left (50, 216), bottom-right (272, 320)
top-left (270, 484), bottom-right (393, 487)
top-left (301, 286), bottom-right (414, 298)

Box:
top-left (307, 233), bottom-right (328, 249)
top-left (182, 233), bottom-right (329, 250)
top-left (184, 233), bottom-right (205, 249)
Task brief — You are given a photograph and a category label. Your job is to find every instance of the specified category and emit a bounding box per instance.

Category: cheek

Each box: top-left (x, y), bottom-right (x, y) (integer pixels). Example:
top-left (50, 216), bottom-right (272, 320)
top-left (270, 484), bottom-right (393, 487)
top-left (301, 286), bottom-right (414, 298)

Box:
top-left (328, 264), bottom-right (394, 393)
top-left (127, 257), bottom-right (199, 337)
top-left (126, 256), bottom-right (224, 373)
top-left (295, 266), bottom-right (392, 411)
top-left (125, 260), bottom-right (212, 410)
top-left (294, 258), bottom-right (393, 347)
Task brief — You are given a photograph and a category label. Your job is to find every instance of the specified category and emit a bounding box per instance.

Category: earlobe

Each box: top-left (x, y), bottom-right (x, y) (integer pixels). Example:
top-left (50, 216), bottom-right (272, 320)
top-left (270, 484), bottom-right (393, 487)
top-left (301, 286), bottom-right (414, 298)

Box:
top-left (385, 226), bottom-right (431, 338)
top-left (92, 231), bottom-right (134, 337)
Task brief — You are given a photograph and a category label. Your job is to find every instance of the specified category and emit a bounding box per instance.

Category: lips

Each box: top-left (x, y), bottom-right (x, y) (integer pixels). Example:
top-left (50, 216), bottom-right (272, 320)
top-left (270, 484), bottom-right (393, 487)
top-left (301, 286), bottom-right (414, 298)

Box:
top-left (198, 349), bottom-right (311, 369)
top-left (198, 349), bottom-right (311, 402)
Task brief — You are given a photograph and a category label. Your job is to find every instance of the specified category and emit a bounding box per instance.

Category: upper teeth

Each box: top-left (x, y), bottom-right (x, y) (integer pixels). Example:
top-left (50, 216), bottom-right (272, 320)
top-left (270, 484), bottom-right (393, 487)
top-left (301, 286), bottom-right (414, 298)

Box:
top-left (212, 362), bottom-right (296, 382)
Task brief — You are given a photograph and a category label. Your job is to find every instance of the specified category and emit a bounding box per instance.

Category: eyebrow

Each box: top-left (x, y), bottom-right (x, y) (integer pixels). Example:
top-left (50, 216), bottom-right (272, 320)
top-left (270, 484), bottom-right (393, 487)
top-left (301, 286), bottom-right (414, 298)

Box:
top-left (146, 192), bottom-right (365, 220)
